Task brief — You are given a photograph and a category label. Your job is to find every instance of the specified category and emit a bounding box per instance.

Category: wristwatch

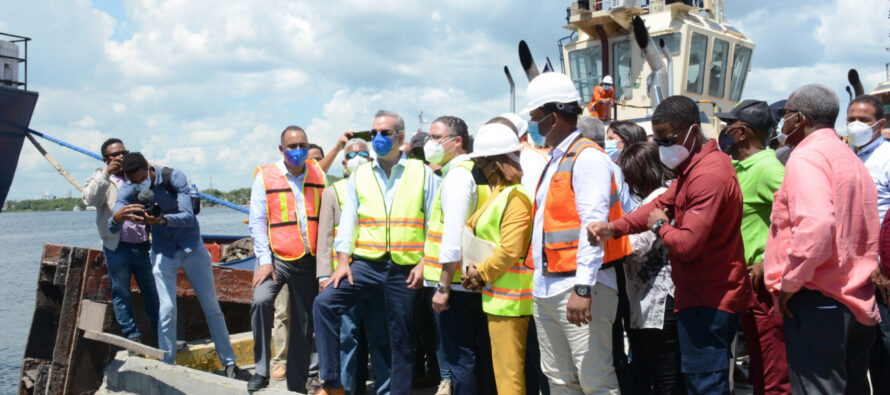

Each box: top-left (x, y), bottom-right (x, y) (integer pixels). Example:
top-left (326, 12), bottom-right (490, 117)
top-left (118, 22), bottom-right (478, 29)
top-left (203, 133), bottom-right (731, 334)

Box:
top-left (161, 215), bottom-right (168, 225)
top-left (574, 284), bottom-right (590, 297)
top-left (651, 218), bottom-right (667, 235)
top-left (435, 282), bottom-right (451, 294)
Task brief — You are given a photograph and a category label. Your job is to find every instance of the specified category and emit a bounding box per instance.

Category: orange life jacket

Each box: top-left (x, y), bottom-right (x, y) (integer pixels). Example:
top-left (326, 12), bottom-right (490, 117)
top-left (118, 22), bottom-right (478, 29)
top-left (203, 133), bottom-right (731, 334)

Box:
top-left (256, 160), bottom-right (326, 261)
top-left (531, 135), bottom-right (631, 274)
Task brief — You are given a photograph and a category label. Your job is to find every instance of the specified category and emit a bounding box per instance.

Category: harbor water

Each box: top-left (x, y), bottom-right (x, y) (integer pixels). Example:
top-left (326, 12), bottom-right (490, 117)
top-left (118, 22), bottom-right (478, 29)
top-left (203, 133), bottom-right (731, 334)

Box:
top-left (0, 207), bottom-right (250, 394)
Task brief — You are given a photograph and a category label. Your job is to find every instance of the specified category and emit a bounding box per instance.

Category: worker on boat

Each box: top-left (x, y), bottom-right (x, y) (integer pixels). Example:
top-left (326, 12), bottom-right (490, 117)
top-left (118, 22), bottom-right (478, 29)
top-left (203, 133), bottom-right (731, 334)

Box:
top-left (316, 137), bottom-right (392, 395)
top-left (588, 75), bottom-right (615, 122)
top-left (314, 110), bottom-right (438, 395)
top-left (83, 138), bottom-right (159, 347)
top-left (111, 152), bottom-right (245, 379)
top-left (247, 125), bottom-right (327, 393)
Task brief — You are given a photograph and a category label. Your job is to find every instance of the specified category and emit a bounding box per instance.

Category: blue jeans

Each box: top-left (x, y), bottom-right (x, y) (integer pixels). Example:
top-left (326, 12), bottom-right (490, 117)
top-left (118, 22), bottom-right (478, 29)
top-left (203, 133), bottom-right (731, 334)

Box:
top-left (676, 307), bottom-right (739, 395)
top-left (152, 246), bottom-right (236, 366)
top-left (314, 258), bottom-right (417, 395)
top-left (341, 290), bottom-right (391, 394)
top-left (103, 242), bottom-right (159, 340)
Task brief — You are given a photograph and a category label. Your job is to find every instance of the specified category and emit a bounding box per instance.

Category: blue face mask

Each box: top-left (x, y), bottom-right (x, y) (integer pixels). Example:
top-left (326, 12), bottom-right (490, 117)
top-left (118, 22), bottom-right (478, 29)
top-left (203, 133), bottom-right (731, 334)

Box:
top-left (604, 140), bottom-right (621, 162)
top-left (604, 84), bottom-right (612, 91)
top-left (131, 178), bottom-right (150, 192)
top-left (372, 133), bottom-right (394, 157)
top-left (526, 113), bottom-right (552, 147)
top-left (284, 147), bottom-right (308, 168)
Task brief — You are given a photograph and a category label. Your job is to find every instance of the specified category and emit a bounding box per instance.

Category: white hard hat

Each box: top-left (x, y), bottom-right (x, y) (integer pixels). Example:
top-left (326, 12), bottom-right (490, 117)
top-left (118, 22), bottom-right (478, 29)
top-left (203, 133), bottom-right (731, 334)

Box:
top-left (499, 112), bottom-right (528, 136)
top-left (468, 123), bottom-right (521, 159)
top-left (522, 72), bottom-right (581, 114)
top-left (602, 75), bottom-right (613, 85)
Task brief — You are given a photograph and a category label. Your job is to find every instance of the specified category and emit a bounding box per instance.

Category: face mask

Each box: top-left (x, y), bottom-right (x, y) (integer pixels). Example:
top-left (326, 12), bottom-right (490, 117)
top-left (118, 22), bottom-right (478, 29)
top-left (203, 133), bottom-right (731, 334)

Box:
top-left (718, 130), bottom-right (736, 154)
top-left (131, 177), bottom-right (150, 192)
top-left (284, 147), bottom-right (308, 168)
top-left (372, 133), bottom-right (394, 157)
top-left (846, 121), bottom-right (879, 148)
top-left (423, 137), bottom-right (453, 165)
top-left (345, 155), bottom-right (370, 176)
top-left (527, 114), bottom-right (553, 147)
top-left (658, 125), bottom-right (695, 169)
top-left (774, 113), bottom-right (801, 146)
top-left (604, 84), bottom-right (612, 91)
top-left (604, 140), bottom-right (621, 162)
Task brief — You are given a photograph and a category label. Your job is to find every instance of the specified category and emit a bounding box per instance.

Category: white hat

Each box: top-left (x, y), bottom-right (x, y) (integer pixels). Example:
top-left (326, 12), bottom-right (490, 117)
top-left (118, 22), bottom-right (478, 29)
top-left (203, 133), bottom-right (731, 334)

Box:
top-left (468, 123), bottom-right (521, 159)
top-left (522, 72), bottom-right (582, 114)
top-left (499, 112), bottom-right (528, 136)
top-left (603, 75), bottom-right (613, 85)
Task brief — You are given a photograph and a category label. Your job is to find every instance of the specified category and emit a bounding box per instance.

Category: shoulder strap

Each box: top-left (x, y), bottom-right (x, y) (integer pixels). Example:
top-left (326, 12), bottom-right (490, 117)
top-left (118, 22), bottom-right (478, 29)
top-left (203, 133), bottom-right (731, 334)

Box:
top-left (161, 167), bottom-right (177, 196)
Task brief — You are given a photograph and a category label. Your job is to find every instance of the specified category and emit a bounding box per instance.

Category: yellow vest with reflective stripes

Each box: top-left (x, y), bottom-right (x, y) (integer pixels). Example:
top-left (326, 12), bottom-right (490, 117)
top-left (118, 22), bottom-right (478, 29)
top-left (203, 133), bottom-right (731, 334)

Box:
top-left (423, 160), bottom-right (490, 283)
top-left (353, 159), bottom-right (427, 265)
top-left (330, 178), bottom-right (348, 270)
top-left (476, 184), bottom-right (534, 317)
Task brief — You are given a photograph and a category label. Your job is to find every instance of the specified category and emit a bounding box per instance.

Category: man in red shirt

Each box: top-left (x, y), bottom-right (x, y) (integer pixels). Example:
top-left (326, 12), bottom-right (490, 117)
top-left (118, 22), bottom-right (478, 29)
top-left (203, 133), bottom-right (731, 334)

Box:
top-left (588, 95), bottom-right (752, 395)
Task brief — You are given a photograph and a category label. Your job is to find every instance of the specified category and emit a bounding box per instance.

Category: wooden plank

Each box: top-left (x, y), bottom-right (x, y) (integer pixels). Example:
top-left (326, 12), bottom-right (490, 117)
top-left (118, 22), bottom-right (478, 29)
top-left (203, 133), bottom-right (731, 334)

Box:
top-left (45, 246), bottom-right (86, 394)
top-left (82, 330), bottom-right (166, 360)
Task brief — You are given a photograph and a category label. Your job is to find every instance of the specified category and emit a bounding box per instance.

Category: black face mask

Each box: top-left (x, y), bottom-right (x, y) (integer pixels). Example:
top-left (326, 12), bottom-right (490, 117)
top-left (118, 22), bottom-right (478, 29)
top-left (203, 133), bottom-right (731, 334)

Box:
top-left (718, 131), bottom-right (736, 154)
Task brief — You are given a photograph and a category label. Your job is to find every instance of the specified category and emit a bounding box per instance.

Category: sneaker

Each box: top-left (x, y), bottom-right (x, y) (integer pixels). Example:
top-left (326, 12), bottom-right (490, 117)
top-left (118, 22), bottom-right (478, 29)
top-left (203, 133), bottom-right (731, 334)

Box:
top-left (306, 377), bottom-right (323, 394)
top-left (225, 364), bottom-right (248, 381)
top-left (436, 380), bottom-right (452, 395)
top-left (246, 374), bottom-right (269, 391)
top-left (271, 363), bottom-right (286, 381)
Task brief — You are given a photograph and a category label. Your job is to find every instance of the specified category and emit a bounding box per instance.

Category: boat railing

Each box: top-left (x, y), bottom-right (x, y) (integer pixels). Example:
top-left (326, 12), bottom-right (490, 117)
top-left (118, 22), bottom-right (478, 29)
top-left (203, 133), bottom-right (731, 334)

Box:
top-left (0, 32), bottom-right (30, 90)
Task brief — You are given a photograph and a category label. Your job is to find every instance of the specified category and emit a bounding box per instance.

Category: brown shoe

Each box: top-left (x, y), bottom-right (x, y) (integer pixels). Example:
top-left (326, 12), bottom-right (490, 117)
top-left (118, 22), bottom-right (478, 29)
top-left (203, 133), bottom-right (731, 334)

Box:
top-left (315, 385), bottom-right (345, 395)
top-left (271, 363), bottom-right (286, 381)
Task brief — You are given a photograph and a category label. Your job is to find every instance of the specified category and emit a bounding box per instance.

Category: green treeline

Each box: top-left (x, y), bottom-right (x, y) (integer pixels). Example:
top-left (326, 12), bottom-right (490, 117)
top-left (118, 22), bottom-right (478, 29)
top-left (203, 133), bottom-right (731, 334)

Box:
top-left (201, 188), bottom-right (250, 206)
top-left (3, 187), bottom-right (251, 212)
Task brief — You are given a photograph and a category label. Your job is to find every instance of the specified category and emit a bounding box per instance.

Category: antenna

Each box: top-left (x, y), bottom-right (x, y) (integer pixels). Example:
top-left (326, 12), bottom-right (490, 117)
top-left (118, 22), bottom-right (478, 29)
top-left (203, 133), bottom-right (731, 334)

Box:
top-left (417, 111), bottom-right (428, 134)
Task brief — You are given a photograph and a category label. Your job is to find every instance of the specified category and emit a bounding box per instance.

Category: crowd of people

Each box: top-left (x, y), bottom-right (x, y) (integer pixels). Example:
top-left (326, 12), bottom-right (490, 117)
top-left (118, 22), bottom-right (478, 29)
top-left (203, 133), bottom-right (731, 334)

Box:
top-left (83, 70), bottom-right (890, 395)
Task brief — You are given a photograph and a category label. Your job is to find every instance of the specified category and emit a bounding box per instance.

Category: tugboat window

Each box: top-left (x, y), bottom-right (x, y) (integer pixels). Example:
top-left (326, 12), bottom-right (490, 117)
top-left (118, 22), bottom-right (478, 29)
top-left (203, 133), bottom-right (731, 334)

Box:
top-left (709, 38), bottom-right (729, 98)
top-left (613, 40), bottom-right (632, 100)
top-left (686, 32), bottom-right (708, 94)
top-left (729, 45), bottom-right (752, 101)
top-left (568, 45), bottom-right (602, 106)
top-left (653, 32), bottom-right (682, 55)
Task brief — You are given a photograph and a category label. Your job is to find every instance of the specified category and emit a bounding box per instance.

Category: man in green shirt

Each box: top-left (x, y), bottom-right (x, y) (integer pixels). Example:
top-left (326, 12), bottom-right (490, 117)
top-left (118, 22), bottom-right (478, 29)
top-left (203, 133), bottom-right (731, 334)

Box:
top-left (717, 99), bottom-right (789, 394)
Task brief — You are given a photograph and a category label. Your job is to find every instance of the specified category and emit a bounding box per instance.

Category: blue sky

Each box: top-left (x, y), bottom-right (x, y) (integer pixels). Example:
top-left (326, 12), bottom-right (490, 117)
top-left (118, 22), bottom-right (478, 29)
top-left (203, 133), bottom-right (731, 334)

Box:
top-left (1, 0), bottom-right (888, 200)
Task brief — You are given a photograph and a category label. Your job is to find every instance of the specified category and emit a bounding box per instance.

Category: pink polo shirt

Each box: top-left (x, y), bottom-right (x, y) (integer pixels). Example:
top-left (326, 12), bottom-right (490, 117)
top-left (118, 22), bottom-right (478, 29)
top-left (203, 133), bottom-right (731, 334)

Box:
top-left (764, 128), bottom-right (880, 326)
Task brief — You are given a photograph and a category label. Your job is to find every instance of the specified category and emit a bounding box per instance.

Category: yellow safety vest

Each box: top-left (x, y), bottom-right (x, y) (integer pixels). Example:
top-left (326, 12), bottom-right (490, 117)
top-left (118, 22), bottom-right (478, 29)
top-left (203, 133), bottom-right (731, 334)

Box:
top-left (353, 159), bottom-right (427, 265)
top-left (423, 160), bottom-right (490, 283)
top-left (476, 184), bottom-right (534, 317)
top-left (330, 178), bottom-right (348, 270)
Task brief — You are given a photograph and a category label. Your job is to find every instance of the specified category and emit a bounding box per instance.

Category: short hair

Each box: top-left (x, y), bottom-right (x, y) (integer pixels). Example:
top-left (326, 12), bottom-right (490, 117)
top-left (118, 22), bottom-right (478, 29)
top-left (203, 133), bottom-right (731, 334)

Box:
top-left (345, 138), bottom-right (368, 151)
top-left (485, 117), bottom-right (519, 135)
top-left (280, 125), bottom-right (306, 143)
top-left (375, 110), bottom-right (405, 134)
top-left (100, 138), bottom-right (123, 156)
top-left (541, 101), bottom-right (582, 123)
top-left (651, 96), bottom-right (700, 129)
top-left (787, 84), bottom-right (839, 127)
top-left (608, 121), bottom-right (647, 145)
top-left (121, 152), bottom-right (148, 175)
top-left (308, 143), bottom-right (324, 157)
top-left (433, 115), bottom-right (470, 151)
top-left (617, 142), bottom-right (675, 199)
top-left (849, 94), bottom-right (885, 121)
top-left (577, 116), bottom-right (605, 146)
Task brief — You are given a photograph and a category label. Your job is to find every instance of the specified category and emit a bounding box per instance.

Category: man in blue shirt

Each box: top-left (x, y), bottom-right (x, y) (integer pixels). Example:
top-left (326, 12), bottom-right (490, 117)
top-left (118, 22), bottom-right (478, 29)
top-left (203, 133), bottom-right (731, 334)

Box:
top-left (110, 152), bottom-right (243, 379)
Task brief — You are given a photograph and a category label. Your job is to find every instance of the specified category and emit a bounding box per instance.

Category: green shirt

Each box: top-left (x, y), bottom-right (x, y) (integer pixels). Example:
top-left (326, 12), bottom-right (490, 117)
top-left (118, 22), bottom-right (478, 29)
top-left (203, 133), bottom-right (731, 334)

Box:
top-left (733, 149), bottom-right (785, 266)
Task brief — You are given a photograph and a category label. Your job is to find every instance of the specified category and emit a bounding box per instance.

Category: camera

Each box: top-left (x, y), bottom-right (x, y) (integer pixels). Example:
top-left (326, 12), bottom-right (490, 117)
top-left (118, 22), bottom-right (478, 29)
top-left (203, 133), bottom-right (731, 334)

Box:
top-left (143, 203), bottom-right (161, 218)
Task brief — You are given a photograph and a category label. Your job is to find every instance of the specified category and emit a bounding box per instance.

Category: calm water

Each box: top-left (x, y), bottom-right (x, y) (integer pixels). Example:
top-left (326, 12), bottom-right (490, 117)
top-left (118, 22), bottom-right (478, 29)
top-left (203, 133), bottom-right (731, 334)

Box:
top-left (0, 207), bottom-right (249, 393)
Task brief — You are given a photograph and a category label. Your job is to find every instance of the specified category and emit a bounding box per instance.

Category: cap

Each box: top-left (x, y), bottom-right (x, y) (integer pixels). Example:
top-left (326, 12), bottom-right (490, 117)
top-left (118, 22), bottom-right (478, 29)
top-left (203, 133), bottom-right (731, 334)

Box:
top-left (715, 99), bottom-right (776, 133)
top-left (769, 99), bottom-right (787, 121)
top-left (410, 132), bottom-right (429, 150)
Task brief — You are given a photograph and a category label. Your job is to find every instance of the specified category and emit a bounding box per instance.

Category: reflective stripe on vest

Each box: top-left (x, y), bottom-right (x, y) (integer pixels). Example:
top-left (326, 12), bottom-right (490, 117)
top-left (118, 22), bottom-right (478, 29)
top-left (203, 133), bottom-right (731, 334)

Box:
top-left (256, 160), bottom-right (326, 261)
top-left (329, 178), bottom-right (348, 270)
top-left (475, 184), bottom-right (534, 317)
top-left (422, 160), bottom-right (490, 283)
top-left (353, 159), bottom-right (427, 265)
top-left (536, 135), bottom-right (632, 274)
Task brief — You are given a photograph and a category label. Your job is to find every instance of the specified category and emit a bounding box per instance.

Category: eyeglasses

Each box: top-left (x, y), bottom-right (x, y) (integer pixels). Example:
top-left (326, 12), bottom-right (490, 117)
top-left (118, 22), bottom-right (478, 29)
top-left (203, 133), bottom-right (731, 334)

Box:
top-left (284, 143), bottom-right (309, 150)
top-left (345, 150), bottom-right (370, 160)
top-left (371, 129), bottom-right (396, 138)
top-left (652, 125), bottom-right (691, 147)
top-left (776, 108), bottom-right (800, 118)
top-left (429, 133), bottom-right (452, 141)
top-left (104, 150), bottom-right (129, 159)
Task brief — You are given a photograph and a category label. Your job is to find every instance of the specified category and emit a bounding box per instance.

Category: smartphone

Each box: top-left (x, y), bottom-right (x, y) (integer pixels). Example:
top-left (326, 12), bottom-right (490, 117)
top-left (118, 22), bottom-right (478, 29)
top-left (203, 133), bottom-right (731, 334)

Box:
top-left (352, 130), bottom-right (373, 141)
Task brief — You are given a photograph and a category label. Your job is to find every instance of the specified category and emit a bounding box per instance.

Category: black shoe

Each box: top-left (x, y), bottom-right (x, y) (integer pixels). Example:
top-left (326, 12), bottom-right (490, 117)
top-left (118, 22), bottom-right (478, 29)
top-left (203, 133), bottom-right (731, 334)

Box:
top-left (247, 374), bottom-right (269, 391)
top-left (225, 364), bottom-right (248, 381)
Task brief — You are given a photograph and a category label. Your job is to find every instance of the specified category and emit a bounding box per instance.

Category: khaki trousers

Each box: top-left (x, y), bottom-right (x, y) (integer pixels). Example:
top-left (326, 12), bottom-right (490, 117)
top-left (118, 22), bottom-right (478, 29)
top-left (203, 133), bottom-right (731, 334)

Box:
top-left (534, 284), bottom-right (619, 395)
top-left (488, 315), bottom-right (530, 395)
top-left (272, 286), bottom-right (290, 364)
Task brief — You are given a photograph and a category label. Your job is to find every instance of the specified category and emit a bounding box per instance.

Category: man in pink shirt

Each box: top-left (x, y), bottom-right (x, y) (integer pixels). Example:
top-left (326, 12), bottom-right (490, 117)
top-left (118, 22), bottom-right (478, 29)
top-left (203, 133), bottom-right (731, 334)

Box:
top-left (764, 84), bottom-right (880, 394)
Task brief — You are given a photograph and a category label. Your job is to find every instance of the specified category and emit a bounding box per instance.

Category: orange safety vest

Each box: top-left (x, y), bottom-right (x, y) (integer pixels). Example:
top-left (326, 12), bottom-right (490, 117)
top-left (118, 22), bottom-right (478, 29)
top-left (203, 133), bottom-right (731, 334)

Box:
top-left (532, 135), bottom-right (631, 274)
top-left (256, 160), bottom-right (326, 261)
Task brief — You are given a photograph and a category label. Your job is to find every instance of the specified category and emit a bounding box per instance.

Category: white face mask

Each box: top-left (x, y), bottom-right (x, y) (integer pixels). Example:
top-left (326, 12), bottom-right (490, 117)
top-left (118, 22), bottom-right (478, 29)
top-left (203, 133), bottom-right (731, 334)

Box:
top-left (774, 113), bottom-right (801, 146)
top-left (658, 125), bottom-right (695, 169)
top-left (424, 137), bottom-right (453, 165)
top-left (845, 121), bottom-right (879, 148)
top-left (345, 155), bottom-right (370, 176)
top-left (130, 177), bottom-right (150, 192)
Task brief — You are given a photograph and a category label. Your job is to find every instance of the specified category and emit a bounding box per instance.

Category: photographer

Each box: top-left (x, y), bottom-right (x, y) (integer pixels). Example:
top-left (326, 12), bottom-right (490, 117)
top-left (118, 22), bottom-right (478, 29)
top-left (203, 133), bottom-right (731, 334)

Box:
top-left (110, 152), bottom-right (244, 379)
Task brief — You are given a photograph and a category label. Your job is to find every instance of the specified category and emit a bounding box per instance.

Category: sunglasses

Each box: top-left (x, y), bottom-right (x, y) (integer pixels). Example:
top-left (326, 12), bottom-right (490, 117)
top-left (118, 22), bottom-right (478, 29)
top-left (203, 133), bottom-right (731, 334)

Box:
top-left (371, 129), bottom-right (396, 138)
top-left (652, 126), bottom-right (690, 147)
top-left (345, 150), bottom-right (370, 160)
top-left (104, 150), bottom-right (129, 159)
